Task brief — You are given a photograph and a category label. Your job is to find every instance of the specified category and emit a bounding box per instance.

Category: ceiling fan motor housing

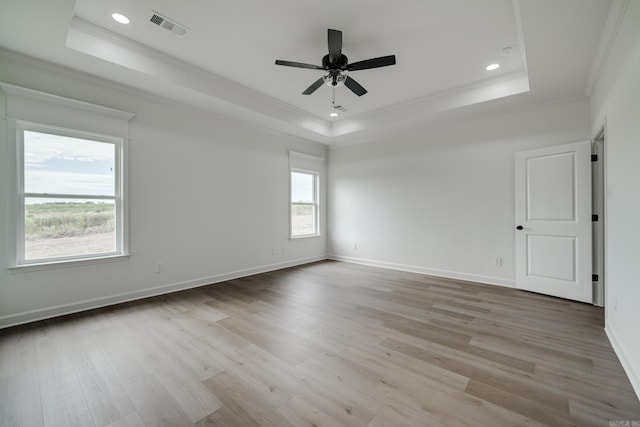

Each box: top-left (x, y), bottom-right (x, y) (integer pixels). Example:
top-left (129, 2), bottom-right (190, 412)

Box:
top-left (322, 53), bottom-right (348, 70)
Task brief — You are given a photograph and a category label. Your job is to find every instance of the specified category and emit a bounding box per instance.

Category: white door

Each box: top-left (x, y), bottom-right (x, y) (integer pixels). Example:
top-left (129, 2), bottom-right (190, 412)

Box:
top-left (515, 141), bottom-right (592, 303)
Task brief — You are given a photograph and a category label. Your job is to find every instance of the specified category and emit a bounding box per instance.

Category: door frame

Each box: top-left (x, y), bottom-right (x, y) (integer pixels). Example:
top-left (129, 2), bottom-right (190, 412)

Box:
top-left (592, 123), bottom-right (607, 307)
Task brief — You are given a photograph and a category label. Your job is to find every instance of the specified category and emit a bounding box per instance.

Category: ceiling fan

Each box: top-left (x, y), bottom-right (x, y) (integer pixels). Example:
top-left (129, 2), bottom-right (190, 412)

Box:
top-left (275, 29), bottom-right (396, 96)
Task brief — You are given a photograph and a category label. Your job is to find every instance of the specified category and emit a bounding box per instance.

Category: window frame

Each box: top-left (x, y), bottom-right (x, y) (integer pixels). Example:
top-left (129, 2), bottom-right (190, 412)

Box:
top-left (15, 121), bottom-right (126, 265)
top-left (289, 167), bottom-right (320, 239)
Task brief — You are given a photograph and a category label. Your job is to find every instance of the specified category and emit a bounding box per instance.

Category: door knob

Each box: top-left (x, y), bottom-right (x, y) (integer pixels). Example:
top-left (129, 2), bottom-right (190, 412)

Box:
top-left (516, 225), bottom-right (523, 230)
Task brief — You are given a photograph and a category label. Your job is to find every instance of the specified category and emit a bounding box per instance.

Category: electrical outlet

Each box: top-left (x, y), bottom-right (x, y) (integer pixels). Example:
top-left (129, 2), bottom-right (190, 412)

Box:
top-left (353, 243), bottom-right (358, 250)
top-left (494, 257), bottom-right (503, 267)
top-left (614, 298), bottom-right (618, 311)
top-left (155, 262), bottom-right (164, 273)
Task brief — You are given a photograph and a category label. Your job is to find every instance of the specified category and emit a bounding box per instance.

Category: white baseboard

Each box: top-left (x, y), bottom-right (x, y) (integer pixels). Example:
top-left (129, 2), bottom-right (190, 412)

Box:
top-left (0, 255), bottom-right (327, 329)
top-left (328, 254), bottom-right (516, 288)
top-left (605, 325), bottom-right (640, 401)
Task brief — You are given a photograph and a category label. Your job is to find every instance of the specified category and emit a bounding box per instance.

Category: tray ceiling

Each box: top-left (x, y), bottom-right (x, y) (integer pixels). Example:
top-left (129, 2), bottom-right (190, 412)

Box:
top-left (0, 0), bottom-right (614, 144)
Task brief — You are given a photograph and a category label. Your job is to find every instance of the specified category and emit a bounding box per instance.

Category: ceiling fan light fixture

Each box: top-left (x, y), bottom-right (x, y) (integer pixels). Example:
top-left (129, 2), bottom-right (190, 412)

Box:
top-left (486, 63), bottom-right (500, 71)
top-left (330, 111), bottom-right (339, 117)
top-left (324, 72), bottom-right (347, 88)
top-left (111, 13), bottom-right (130, 24)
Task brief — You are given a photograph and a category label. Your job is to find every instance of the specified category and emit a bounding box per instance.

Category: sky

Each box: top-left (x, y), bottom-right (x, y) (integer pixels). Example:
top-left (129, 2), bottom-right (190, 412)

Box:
top-left (24, 131), bottom-right (115, 200)
top-left (291, 171), bottom-right (314, 203)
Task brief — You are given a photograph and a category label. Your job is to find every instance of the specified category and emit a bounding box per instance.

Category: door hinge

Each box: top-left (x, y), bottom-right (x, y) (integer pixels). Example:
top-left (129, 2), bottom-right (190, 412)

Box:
top-left (592, 274), bottom-right (599, 281)
top-left (592, 214), bottom-right (599, 221)
top-left (591, 154), bottom-right (598, 162)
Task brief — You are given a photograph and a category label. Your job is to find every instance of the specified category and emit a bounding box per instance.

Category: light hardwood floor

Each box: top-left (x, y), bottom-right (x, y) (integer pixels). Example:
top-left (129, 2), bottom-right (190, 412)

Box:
top-left (1, 260), bottom-right (639, 426)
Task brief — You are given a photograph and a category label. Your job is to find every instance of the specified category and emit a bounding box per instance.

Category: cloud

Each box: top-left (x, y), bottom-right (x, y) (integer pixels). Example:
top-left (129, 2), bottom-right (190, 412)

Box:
top-left (24, 131), bottom-right (114, 163)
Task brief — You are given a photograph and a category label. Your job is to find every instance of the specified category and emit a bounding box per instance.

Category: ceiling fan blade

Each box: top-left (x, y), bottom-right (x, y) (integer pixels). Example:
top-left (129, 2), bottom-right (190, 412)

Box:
top-left (328, 29), bottom-right (342, 62)
top-left (347, 55), bottom-right (396, 71)
top-left (344, 76), bottom-right (367, 96)
top-left (302, 77), bottom-right (325, 95)
top-left (275, 60), bottom-right (324, 70)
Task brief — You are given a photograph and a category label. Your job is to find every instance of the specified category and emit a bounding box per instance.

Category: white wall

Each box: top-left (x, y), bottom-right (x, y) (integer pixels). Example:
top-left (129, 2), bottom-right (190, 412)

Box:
top-left (328, 98), bottom-right (591, 286)
top-left (590, 0), bottom-right (640, 398)
top-left (0, 52), bottom-right (326, 327)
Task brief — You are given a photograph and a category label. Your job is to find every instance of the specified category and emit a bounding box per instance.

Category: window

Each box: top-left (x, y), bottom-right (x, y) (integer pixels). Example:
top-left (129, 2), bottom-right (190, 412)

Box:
top-left (290, 170), bottom-right (319, 237)
top-left (17, 123), bottom-right (124, 264)
top-left (288, 150), bottom-right (323, 239)
top-left (1, 82), bottom-right (133, 267)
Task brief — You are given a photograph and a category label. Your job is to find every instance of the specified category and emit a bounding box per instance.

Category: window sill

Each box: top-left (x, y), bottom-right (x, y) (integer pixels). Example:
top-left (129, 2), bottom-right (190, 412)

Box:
top-left (290, 234), bottom-right (321, 240)
top-left (8, 254), bottom-right (130, 273)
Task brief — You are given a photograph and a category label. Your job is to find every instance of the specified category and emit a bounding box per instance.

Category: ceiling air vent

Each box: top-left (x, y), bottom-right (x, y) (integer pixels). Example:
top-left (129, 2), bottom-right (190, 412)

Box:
top-left (149, 11), bottom-right (188, 36)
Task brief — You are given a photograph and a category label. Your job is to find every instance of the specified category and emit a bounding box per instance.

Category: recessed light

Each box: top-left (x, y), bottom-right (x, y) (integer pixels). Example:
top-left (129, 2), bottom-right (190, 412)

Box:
top-left (112, 13), bottom-right (130, 24)
top-left (330, 112), bottom-right (338, 118)
top-left (486, 63), bottom-right (500, 71)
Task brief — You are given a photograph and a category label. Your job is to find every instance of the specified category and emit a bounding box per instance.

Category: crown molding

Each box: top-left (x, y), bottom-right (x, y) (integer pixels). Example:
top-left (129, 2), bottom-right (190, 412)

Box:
top-left (66, 17), bottom-right (331, 138)
top-left (328, 94), bottom-right (589, 150)
top-left (585, 0), bottom-right (630, 97)
top-left (329, 69), bottom-right (530, 142)
top-left (65, 16), bottom-right (532, 145)
top-left (0, 47), bottom-right (328, 146)
top-left (512, 0), bottom-right (529, 74)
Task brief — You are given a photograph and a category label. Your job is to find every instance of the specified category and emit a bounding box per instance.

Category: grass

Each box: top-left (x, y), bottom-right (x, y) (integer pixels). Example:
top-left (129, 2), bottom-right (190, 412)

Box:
top-left (26, 202), bottom-right (308, 241)
top-left (25, 202), bottom-right (114, 240)
top-left (291, 204), bottom-right (313, 216)
top-left (291, 204), bottom-right (316, 236)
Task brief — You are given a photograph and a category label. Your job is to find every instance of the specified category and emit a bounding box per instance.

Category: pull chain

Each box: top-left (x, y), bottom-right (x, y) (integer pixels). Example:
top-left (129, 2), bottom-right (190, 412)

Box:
top-left (331, 87), bottom-right (338, 117)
